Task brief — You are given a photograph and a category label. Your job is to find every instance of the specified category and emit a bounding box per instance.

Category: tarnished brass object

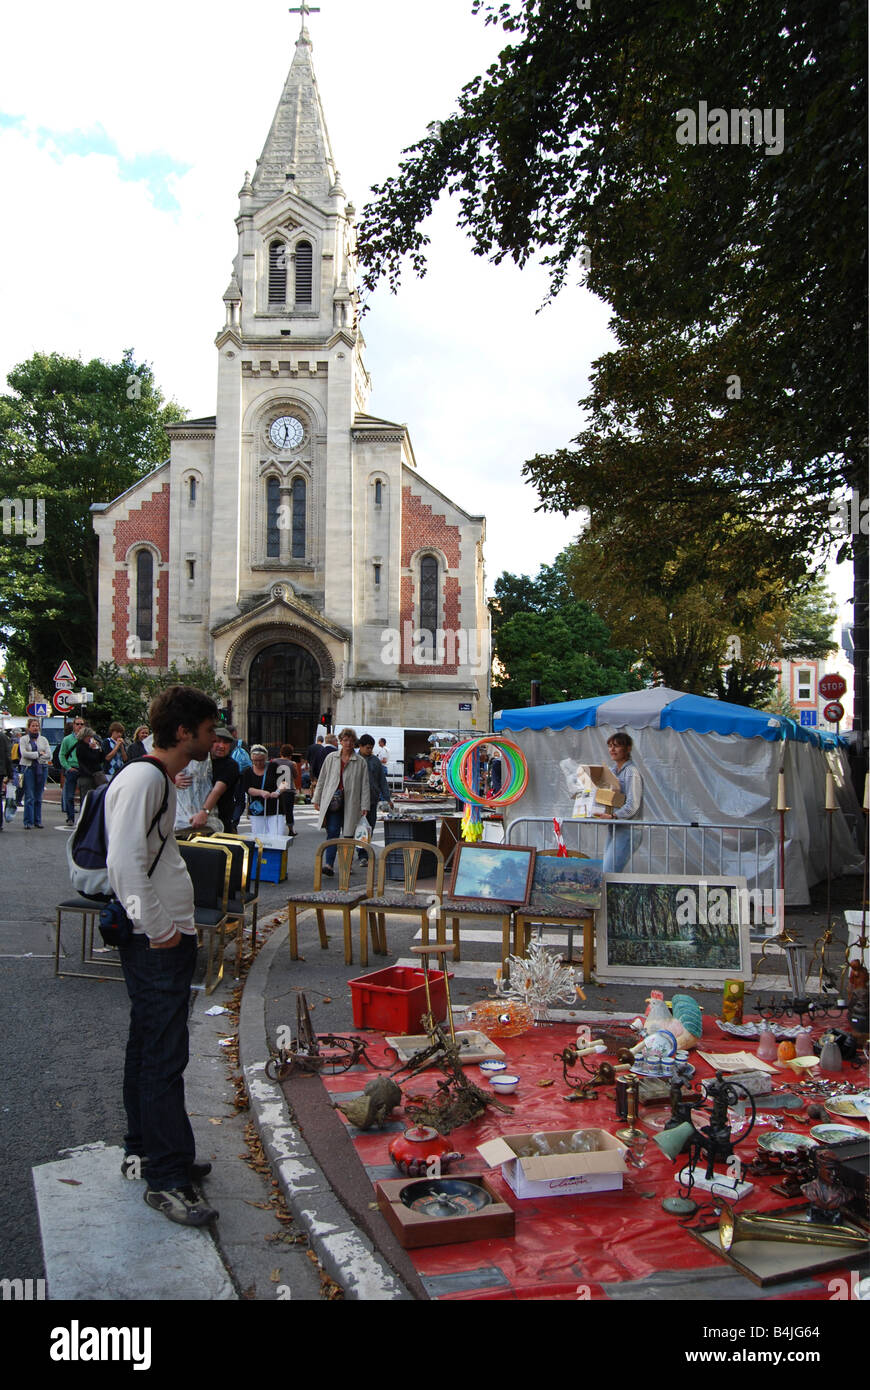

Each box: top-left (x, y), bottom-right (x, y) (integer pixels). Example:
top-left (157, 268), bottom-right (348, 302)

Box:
top-left (718, 1203), bottom-right (866, 1252)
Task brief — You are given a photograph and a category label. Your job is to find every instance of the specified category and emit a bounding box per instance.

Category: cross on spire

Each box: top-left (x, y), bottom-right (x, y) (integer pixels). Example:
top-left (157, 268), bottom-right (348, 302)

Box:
top-left (289, 2), bottom-right (320, 34)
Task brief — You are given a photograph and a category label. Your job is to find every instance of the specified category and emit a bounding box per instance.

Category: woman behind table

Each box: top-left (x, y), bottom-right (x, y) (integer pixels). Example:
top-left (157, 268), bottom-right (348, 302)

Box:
top-left (311, 728), bottom-right (370, 876)
top-left (19, 717), bottom-right (52, 829)
top-left (600, 732), bottom-right (643, 874)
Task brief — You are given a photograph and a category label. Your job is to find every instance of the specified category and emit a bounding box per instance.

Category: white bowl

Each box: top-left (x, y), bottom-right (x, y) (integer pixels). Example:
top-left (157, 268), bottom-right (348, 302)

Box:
top-left (479, 1060), bottom-right (507, 1075)
top-left (491, 1074), bottom-right (520, 1094)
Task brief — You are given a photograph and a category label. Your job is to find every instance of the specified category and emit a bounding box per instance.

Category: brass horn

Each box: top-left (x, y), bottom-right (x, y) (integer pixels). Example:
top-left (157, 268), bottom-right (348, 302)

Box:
top-left (718, 1203), bottom-right (867, 1252)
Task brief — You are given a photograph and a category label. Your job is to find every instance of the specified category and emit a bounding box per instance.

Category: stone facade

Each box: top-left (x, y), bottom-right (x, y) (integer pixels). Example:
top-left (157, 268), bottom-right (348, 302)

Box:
top-left (92, 21), bottom-right (489, 747)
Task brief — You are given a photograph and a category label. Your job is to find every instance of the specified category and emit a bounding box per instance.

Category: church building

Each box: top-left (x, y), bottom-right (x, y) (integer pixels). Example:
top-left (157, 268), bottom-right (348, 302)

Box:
top-left (93, 14), bottom-right (489, 750)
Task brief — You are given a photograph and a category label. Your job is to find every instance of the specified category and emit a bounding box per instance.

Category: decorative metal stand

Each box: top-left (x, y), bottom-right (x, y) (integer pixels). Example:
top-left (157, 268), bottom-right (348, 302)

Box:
top-left (265, 992), bottom-right (385, 1079)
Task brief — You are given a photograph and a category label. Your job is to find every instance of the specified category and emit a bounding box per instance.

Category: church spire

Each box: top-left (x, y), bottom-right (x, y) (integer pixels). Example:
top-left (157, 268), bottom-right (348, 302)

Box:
top-left (251, 9), bottom-right (336, 207)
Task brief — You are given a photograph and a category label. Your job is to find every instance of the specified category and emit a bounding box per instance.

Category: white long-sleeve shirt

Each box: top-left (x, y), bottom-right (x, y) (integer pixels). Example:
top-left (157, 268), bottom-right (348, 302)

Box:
top-left (105, 759), bottom-right (195, 943)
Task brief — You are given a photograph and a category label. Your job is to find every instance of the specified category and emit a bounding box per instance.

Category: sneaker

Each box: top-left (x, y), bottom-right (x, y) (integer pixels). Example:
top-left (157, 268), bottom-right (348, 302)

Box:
top-left (122, 1156), bottom-right (212, 1181)
top-left (65, 818), bottom-right (74, 827)
top-left (144, 1185), bottom-right (218, 1227)
top-left (321, 865), bottom-right (335, 877)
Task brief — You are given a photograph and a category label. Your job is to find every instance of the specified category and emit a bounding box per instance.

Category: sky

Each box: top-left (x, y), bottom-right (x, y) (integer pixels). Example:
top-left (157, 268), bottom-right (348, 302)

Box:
top-left (0, 0), bottom-right (853, 668)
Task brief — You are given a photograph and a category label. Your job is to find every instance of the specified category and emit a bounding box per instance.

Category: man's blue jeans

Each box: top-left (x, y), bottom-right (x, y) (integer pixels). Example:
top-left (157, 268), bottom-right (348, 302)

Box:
top-left (22, 764), bottom-right (47, 828)
top-left (118, 932), bottom-right (198, 1191)
top-left (61, 766), bottom-right (78, 820)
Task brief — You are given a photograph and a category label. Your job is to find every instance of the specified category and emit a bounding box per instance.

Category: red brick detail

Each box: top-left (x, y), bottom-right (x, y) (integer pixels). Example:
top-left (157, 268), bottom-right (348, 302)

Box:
top-left (398, 576), bottom-right (461, 675)
top-left (111, 483), bottom-right (170, 667)
top-left (401, 487), bottom-right (461, 568)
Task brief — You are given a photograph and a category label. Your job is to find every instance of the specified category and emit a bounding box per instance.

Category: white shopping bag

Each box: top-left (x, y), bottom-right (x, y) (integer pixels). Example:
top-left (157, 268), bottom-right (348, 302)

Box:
top-left (354, 815), bottom-right (371, 842)
top-left (250, 812), bottom-right (285, 838)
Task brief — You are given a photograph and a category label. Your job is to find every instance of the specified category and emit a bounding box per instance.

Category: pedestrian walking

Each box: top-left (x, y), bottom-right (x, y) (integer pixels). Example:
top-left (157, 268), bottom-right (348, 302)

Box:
top-left (59, 716), bottom-right (84, 823)
top-left (105, 684), bottom-right (219, 1228)
top-left (311, 728), bottom-right (370, 875)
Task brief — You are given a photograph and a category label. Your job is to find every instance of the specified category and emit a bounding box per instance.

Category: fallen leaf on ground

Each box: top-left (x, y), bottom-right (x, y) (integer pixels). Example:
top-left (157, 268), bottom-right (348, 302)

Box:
top-left (323, 997), bottom-right (332, 1004)
top-left (270, 1268), bottom-right (282, 1282)
top-left (208, 1117), bottom-right (223, 1125)
top-left (537, 1079), bottom-right (555, 1088)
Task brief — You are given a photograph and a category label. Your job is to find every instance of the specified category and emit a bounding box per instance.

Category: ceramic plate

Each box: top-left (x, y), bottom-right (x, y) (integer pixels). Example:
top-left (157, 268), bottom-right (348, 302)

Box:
top-left (825, 1094), bottom-right (870, 1119)
top-left (810, 1124), bottom-right (864, 1144)
top-left (757, 1130), bottom-right (819, 1155)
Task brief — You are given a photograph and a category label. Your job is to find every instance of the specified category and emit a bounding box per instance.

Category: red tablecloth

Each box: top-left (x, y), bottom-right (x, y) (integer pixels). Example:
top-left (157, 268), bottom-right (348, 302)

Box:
top-left (323, 1015), bottom-right (868, 1301)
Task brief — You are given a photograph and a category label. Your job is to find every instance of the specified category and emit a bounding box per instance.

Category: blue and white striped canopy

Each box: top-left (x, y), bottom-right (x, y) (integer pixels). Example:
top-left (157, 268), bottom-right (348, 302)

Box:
top-left (494, 686), bottom-right (821, 743)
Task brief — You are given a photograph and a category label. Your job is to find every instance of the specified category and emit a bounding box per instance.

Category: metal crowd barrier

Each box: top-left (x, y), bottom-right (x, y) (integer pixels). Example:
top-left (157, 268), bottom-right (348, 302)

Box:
top-left (506, 817), bottom-right (781, 937)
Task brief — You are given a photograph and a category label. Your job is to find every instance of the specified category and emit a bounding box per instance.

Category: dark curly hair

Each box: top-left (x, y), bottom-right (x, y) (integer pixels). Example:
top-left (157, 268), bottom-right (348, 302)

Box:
top-left (148, 686), bottom-right (218, 749)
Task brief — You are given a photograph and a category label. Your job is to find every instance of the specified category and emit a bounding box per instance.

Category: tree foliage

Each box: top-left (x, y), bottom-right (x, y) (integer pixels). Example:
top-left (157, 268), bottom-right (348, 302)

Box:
top-left (490, 557), bottom-right (646, 708)
top-left (84, 660), bottom-right (229, 735)
top-left (359, 0), bottom-right (866, 551)
top-left (0, 350), bottom-right (185, 696)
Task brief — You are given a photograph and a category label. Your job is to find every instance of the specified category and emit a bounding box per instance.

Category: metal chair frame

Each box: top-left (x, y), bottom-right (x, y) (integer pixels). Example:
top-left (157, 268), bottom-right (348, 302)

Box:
top-left (513, 849), bottom-right (596, 983)
top-left (54, 898), bottom-right (124, 982)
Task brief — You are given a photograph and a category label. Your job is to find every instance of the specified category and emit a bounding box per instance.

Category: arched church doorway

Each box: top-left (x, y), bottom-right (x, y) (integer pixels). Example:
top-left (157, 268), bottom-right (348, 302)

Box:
top-left (248, 643), bottom-right (320, 753)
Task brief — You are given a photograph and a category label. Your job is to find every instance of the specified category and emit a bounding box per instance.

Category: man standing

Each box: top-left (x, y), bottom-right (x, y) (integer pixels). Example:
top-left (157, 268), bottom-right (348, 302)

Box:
top-left (307, 733), bottom-right (330, 796)
top-left (207, 728), bottom-right (241, 832)
top-left (105, 686), bottom-right (219, 1227)
top-left (357, 734), bottom-right (393, 860)
top-left (227, 726), bottom-right (252, 830)
top-left (59, 717), bottom-right (84, 824)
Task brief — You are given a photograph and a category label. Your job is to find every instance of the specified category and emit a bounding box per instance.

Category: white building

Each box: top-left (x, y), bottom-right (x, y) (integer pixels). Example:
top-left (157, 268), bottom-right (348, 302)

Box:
top-left (93, 17), bottom-right (489, 749)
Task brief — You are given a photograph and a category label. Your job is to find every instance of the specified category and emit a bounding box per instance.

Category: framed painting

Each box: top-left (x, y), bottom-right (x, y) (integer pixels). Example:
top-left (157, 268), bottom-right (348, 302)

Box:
top-left (596, 874), bottom-right (752, 985)
top-left (529, 858), bottom-right (604, 915)
top-left (448, 843), bottom-right (536, 906)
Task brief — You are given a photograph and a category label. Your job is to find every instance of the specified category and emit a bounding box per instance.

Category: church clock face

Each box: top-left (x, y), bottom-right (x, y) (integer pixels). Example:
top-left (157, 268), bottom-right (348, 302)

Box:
top-left (269, 415), bottom-right (305, 451)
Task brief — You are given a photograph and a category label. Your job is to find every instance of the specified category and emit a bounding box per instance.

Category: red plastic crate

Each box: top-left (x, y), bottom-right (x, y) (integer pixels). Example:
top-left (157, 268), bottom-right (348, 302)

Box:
top-left (348, 965), bottom-right (452, 1034)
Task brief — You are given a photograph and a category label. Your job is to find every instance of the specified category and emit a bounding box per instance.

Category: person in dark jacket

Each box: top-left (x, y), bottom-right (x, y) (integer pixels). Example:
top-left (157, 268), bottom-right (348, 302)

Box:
top-left (357, 734), bottom-right (393, 861)
top-left (128, 725), bottom-right (150, 761)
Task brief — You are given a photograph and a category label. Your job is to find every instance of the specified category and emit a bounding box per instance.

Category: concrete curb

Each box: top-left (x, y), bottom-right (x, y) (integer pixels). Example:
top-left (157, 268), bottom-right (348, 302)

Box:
top-left (238, 917), bottom-right (415, 1301)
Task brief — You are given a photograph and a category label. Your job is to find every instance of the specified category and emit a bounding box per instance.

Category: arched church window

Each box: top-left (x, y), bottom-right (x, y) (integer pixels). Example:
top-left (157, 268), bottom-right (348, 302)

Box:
top-left (291, 477), bottom-right (306, 559)
top-left (188, 477), bottom-right (197, 505)
top-left (374, 479), bottom-right (383, 506)
top-left (419, 555), bottom-right (439, 643)
top-left (266, 477), bottom-right (281, 558)
top-left (295, 241), bottom-right (313, 304)
top-left (136, 550), bottom-right (154, 643)
top-left (269, 241), bottom-right (287, 304)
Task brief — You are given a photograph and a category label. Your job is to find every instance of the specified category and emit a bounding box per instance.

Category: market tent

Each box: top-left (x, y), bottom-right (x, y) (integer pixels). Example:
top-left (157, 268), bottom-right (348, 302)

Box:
top-left (493, 688), bottom-right (862, 905)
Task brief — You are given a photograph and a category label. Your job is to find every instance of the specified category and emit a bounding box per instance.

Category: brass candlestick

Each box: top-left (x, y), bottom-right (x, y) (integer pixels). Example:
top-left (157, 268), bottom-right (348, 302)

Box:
top-left (615, 1074), bottom-right (644, 1143)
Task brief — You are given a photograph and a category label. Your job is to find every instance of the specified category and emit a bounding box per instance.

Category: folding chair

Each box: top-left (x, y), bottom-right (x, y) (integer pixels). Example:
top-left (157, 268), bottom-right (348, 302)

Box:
top-left (287, 839), bottom-right (376, 965)
top-left (178, 841), bottom-right (233, 994)
top-left (54, 897), bottom-right (124, 981)
top-left (190, 836), bottom-right (249, 978)
top-left (358, 841), bottom-right (445, 967)
top-left (514, 849), bottom-right (596, 983)
top-left (206, 834), bottom-right (263, 948)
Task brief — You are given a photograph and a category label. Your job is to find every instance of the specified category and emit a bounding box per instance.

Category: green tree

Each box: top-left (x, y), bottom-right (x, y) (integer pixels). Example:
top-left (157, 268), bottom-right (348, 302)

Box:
top-left (359, 0), bottom-right (867, 735)
top-left (84, 660), bottom-right (230, 735)
top-left (490, 556), bottom-right (645, 708)
top-left (0, 350), bottom-right (185, 696)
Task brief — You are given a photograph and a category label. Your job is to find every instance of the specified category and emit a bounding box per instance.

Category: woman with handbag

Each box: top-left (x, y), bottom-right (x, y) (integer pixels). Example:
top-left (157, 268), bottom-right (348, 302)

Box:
top-left (311, 728), bottom-right (370, 876)
top-left (241, 744), bottom-right (282, 835)
top-left (19, 717), bottom-right (52, 829)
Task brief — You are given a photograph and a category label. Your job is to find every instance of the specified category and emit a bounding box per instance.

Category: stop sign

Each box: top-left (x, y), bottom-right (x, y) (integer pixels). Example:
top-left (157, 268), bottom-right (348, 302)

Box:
top-left (824, 701), bottom-right (845, 724)
top-left (819, 673), bottom-right (846, 699)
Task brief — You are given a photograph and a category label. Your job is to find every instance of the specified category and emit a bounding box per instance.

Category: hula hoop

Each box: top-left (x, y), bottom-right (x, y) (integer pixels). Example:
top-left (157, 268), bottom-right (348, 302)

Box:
top-left (443, 736), bottom-right (528, 807)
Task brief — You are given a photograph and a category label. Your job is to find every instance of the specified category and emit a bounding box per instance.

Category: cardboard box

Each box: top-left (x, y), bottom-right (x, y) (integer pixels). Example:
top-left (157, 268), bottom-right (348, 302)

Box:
top-left (477, 1128), bottom-right (628, 1200)
top-left (594, 786), bottom-right (625, 812)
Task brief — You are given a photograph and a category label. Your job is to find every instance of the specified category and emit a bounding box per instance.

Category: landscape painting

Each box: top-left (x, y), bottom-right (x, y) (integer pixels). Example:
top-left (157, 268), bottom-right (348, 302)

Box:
top-left (596, 874), bottom-right (751, 985)
top-left (449, 844), bottom-right (536, 906)
top-left (529, 858), bottom-right (604, 914)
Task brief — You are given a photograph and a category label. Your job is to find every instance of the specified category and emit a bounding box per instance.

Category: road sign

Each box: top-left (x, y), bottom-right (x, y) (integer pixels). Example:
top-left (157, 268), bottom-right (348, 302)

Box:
top-left (53, 689), bottom-right (75, 713)
top-left (25, 701), bottom-right (49, 717)
top-left (799, 710), bottom-right (817, 727)
top-left (458, 703), bottom-right (472, 711)
top-left (819, 673), bottom-right (847, 699)
top-left (53, 660), bottom-right (76, 685)
top-left (824, 701), bottom-right (845, 724)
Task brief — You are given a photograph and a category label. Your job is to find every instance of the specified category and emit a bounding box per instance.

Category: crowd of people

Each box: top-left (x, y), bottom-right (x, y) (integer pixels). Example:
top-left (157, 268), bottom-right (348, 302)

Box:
top-left (0, 715), bottom-right (401, 842)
